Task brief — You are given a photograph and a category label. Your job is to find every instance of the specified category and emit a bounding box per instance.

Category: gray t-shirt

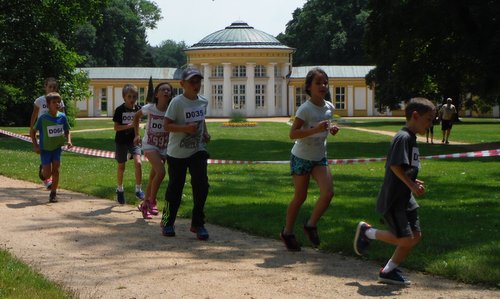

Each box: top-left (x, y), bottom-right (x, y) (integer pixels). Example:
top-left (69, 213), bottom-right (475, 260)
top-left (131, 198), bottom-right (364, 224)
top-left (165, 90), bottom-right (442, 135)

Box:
top-left (164, 94), bottom-right (208, 158)
top-left (376, 127), bottom-right (421, 215)
top-left (291, 100), bottom-right (335, 161)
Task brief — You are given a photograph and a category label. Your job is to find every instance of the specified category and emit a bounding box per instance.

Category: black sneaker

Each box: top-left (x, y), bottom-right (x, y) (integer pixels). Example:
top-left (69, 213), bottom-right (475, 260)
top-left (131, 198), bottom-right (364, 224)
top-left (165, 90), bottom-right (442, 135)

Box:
top-left (190, 226), bottom-right (209, 240)
top-left (354, 221), bottom-right (372, 255)
top-left (303, 223), bottom-right (320, 247)
top-left (280, 230), bottom-right (301, 251)
top-left (49, 191), bottom-right (58, 203)
top-left (38, 164), bottom-right (45, 181)
top-left (378, 268), bottom-right (411, 285)
top-left (161, 223), bottom-right (176, 237)
top-left (116, 189), bottom-right (125, 205)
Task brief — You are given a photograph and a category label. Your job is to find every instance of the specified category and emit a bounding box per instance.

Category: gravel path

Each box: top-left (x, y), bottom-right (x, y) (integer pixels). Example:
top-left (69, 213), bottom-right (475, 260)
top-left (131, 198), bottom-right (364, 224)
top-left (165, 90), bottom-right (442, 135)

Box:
top-left (0, 175), bottom-right (498, 298)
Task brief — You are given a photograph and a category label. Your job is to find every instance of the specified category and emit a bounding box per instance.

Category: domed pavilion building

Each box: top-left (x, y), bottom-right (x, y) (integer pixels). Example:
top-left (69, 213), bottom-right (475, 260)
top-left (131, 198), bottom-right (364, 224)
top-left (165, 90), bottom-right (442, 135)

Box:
top-left (78, 21), bottom-right (379, 118)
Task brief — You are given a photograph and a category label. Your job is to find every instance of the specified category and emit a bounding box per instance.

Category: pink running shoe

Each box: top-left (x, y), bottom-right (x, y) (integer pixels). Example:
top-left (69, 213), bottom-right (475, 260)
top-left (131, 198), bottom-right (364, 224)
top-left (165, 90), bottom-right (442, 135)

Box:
top-left (44, 178), bottom-right (53, 190)
top-left (138, 201), bottom-right (153, 219)
top-left (149, 198), bottom-right (159, 215)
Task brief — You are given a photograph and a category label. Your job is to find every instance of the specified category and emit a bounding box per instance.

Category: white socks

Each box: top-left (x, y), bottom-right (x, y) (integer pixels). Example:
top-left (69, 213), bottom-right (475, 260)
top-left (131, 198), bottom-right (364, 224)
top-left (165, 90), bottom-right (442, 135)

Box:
top-left (365, 228), bottom-right (377, 240)
top-left (382, 259), bottom-right (398, 273)
top-left (135, 185), bottom-right (142, 192)
top-left (117, 185), bottom-right (124, 192)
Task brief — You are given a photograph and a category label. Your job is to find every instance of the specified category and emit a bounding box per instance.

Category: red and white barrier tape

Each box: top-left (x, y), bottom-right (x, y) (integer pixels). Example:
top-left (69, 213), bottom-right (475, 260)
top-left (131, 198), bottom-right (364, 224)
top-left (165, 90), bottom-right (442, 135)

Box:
top-left (1, 129), bottom-right (498, 165)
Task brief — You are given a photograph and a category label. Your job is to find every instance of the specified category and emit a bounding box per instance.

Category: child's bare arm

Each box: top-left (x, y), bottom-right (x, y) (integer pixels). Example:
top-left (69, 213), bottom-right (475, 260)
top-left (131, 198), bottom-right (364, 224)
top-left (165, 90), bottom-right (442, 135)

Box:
top-left (132, 110), bottom-right (143, 145)
top-left (164, 118), bottom-right (197, 133)
top-left (65, 131), bottom-right (72, 148)
top-left (30, 128), bottom-right (40, 153)
top-left (390, 165), bottom-right (425, 197)
top-left (289, 118), bottom-right (329, 139)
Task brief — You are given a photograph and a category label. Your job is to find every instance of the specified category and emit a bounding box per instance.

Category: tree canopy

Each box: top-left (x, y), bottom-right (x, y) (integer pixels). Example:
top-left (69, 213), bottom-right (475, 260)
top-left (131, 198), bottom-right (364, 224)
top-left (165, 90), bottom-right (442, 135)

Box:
top-left (0, 0), bottom-right (105, 125)
top-left (364, 0), bottom-right (500, 110)
top-left (277, 0), bottom-right (371, 65)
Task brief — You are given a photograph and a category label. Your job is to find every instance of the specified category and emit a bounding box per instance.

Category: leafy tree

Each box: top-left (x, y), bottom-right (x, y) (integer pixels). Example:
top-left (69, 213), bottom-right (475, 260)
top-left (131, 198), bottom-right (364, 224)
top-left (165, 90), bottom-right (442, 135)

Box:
top-left (277, 0), bottom-right (371, 65)
top-left (364, 0), bottom-right (500, 111)
top-left (149, 40), bottom-right (188, 68)
top-left (76, 0), bottom-right (161, 67)
top-left (0, 0), bottom-right (104, 126)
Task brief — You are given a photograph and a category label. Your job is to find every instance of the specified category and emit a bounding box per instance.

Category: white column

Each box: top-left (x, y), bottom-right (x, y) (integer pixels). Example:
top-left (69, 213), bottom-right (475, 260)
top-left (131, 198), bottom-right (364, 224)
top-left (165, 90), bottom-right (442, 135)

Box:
top-left (347, 85), bottom-right (354, 116)
top-left (246, 62), bottom-right (256, 117)
top-left (107, 86), bottom-right (114, 117)
top-left (201, 63), bottom-right (212, 116)
top-left (288, 85), bottom-right (295, 116)
top-left (267, 63), bottom-right (276, 116)
top-left (88, 86), bottom-right (94, 117)
top-left (281, 63), bottom-right (290, 116)
top-left (222, 63), bottom-right (232, 117)
top-left (367, 88), bottom-right (374, 116)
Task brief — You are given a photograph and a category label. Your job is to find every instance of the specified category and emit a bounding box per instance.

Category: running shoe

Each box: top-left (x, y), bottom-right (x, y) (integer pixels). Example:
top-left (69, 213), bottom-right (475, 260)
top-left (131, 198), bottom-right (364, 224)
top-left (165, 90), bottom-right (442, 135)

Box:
top-left (378, 268), bottom-right (411, 285)
top-left (49, 191), bottom-right (58, 203)
top-left (161, 223), bottom-right (176, 237)
top-left (149, 198), bottom-right (159, 215)
top-left (190, 226), bottom-right (209, 240)
top-left (138, 201), bottom-right (152, 219)
top-left (116, 189), bottom-right (125, 204)
top-left (354, 221), bottom-right (372, 256)
top-left (303, 223), bottom-right (320, 247)
top-left (135, 190), bottom-right (145, 200)
top-left (44, 178), bottom-right (53, 190)
top-left (280, 230), bottom-right (301, 251)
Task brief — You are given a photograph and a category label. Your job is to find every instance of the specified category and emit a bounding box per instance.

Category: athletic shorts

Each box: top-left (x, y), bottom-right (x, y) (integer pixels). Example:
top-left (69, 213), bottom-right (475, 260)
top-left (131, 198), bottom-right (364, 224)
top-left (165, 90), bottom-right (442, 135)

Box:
top-left (383, 208), bottom-right (421, 238)
top-left (290, 154), bottom-right (328, 176)
top-left (115, 143), bottom-right (141, 163)
top-left (441, 119), bottom-right (453, 131)
top-left (143, 144), bottom-right (168, 159)
top-left (40, 148), bottom-right (62, 165)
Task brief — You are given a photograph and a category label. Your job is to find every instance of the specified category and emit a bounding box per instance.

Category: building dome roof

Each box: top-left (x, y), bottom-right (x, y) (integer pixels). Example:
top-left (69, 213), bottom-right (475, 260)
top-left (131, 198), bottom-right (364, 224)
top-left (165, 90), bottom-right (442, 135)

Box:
top-left (188, 21), bottom-right (292, 50)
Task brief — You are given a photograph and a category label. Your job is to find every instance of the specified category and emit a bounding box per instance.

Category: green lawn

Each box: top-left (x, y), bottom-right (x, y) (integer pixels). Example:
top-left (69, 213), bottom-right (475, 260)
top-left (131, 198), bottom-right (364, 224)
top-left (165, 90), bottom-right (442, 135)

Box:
top-left (0, 118), bottom-right (499, 293)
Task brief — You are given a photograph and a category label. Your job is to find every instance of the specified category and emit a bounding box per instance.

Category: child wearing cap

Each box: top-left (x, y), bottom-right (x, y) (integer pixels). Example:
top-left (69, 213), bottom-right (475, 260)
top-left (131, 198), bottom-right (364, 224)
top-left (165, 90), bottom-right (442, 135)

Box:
top-left (160, 67), bottom-right (211, 240)
top-left (30, 92), bottom-right (72, 203)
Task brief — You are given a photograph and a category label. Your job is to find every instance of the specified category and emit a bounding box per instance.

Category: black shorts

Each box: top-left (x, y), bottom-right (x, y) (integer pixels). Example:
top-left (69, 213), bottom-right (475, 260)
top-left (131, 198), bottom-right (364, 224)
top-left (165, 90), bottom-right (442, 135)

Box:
top-left (441, 119), bottom-right (453, 131)
top-left (115, 143), bottom-right (141, 163)
top-left (383, 208), bottom-right (421, 238)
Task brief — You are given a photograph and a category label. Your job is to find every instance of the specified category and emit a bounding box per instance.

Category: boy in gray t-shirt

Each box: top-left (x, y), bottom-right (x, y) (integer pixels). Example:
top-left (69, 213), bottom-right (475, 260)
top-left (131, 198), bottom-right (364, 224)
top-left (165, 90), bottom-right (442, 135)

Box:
top-left (161, 67), bottom-right (211, 241)
top-left (354, 98), bottom-right (436, 285)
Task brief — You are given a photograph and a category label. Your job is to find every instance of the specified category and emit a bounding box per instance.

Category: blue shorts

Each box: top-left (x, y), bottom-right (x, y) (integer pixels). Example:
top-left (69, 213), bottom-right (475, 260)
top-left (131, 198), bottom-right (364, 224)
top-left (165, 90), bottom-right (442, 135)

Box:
top-left (290, 154), bottom-right (328, 176)
top-left (40, 148), bottom-right (62, 165)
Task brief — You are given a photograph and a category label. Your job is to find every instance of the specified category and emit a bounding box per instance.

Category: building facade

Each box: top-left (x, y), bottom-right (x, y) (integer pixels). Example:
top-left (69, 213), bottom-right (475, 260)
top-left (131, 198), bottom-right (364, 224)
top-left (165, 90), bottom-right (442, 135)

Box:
top-left (77, 21), bottom-right (379, 118)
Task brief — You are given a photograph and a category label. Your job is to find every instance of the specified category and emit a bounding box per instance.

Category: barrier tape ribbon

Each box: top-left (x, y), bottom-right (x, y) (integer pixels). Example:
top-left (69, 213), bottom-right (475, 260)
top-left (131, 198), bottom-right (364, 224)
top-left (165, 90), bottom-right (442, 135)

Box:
top-left (1, 129), bottom-right (498, 165)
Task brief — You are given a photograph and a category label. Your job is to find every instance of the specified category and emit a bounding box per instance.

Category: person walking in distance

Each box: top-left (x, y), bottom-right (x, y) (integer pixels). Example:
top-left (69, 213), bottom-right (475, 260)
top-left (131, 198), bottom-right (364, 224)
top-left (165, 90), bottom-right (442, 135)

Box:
top-left (439, 98), bottom-right (457, 144)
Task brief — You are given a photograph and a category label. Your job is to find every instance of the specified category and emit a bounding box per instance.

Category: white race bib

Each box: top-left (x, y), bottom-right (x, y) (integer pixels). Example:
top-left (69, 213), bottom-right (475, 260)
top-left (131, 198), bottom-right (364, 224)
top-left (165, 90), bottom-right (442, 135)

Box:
top-left (184, 107), bottom-right (205, 123)
top-left (122, 112), bottom-right (135, 124)
top-left (148, 115), bottom-right (164, 134)
top-left (47, 124), bottom-right (64, 137)
top-left (411, 147), bottom-right (420, 168)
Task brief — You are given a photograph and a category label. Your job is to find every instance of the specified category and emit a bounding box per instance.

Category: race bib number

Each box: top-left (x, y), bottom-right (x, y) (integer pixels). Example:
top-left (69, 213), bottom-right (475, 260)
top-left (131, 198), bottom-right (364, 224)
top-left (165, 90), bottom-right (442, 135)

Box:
top-left (184, 107), bottom-right (205, 123)
top-left (47, 124), bottom-right (64, 137)
top-left (148, 115), bottom-right (164, 134)
top-left (411, 147), bottom-right (420, 168)
top-left (147, 135), bottom-right (168, 148)
top-left (122, 112), bottom-right (135, 124)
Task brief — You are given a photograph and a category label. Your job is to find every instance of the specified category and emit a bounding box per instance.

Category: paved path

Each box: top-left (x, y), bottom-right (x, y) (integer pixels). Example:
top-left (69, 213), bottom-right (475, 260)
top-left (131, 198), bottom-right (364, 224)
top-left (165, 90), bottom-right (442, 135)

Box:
top-left (0, 175), bottom-right (498, 298)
